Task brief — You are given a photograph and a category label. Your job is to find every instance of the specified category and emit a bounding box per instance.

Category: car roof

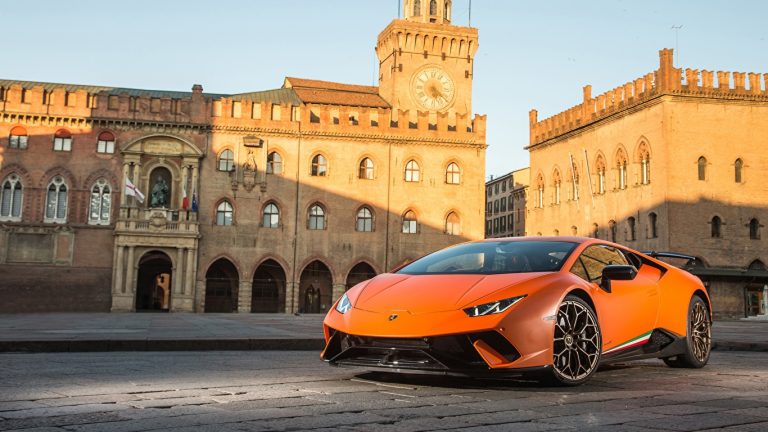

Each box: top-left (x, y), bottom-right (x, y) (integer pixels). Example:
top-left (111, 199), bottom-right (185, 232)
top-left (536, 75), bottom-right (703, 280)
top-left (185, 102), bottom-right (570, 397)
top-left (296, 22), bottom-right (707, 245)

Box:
top-left (480, 236), bottom-right (591, 244)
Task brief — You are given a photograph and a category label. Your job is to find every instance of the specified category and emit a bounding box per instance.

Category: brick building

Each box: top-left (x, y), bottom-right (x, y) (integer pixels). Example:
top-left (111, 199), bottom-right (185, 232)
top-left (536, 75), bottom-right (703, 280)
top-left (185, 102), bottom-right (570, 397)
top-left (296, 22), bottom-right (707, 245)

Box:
top-left (0, 0), bottom-right (487, 313)
top-left (526, 49), bottom-right (768, 319)
top-left (484, 168), bottom-right (528, 238)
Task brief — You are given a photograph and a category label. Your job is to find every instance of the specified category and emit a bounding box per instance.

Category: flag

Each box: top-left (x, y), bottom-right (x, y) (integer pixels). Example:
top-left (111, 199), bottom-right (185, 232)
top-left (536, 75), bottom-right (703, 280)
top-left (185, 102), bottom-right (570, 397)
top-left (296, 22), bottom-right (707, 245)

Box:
top-left (182, 182), bottom-right (189, 210)
top-left (191, 189), bottom-right (198, 212)
top-left (125, 176), bottom-right (145, 203)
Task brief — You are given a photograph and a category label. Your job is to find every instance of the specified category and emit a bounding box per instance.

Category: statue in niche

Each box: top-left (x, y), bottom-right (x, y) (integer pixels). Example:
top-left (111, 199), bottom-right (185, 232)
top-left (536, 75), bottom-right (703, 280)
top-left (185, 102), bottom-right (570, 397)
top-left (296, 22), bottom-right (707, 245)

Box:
top-left (150, 177), bottom-right (169, 208)
top-left (242, 150), bottom-right (258, 192)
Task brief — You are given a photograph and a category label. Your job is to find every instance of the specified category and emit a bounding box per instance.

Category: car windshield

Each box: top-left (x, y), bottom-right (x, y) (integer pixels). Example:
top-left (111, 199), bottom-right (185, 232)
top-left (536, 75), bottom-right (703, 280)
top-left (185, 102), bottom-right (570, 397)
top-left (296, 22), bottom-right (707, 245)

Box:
top-left (397, 241), bottom-right (578, 275)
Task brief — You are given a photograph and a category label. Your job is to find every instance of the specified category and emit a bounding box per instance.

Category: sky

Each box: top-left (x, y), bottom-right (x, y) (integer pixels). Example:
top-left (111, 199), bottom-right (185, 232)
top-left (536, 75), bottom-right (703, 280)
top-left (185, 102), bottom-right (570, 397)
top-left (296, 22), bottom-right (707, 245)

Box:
top-left (2, 0), bottom-right (767, 178)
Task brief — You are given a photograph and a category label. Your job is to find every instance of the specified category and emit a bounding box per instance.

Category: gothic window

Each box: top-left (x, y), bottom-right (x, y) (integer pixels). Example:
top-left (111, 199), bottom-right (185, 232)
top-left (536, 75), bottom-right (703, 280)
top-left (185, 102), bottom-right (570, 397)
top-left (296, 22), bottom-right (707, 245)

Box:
top-left (402, 210), bottom-right (418, 234)
top-left (445, 212), bottom-right (460, 235)
top-left (405, 160), bottom-right (420, 182)
top-left (9, 126), bottom-right (28, 149)
top-left (638, 143), bottom-right (651, 185)
top-left (88, 179), bottom-right (111, 225)
top-left (359, 158), bottom-right (374, 180)
top-left (711, 216), bottom-right (722, 238)
top-left (616, 149), bottom-right (628, 190)
top-left (553, 170), bottom-right (561, 204)
top-left (267, 152), bottom-right (283, 174)
top-left (218, 149), bottom-right (234, 172)
top-left (749, 218), bottom-right (760, 240)
top-left (263, 203), bottom-right (280, 228)
top-left (0, 174), bottom-right (23, 221)
top-left (536, 174), bottom-right (544, 208)
top-left (429, 0), bottom-right (437, 15)
top-left (45, 176), bottom-right (67, 223)
top-left (444, 1), bottom-right (450, 19)
top-left (446, 162), bottom-right (461, 184)
top-left (735, 158), bottom-right (743, 183)
top-left (413, 0), bottom-right (421, 16)
top-left (97, 131), bottom-right (115, 154)
top-left (698, 156), bottom-right (707, 181)
top-left (53, 129), bottom-right (72, 152)
top-left (649, 212), bottom-right (658, 238)
top-left (311, 154), bottom-right (327, 177)
top-left (216, 201), bottom-right (234, 226)
top-left (308, 204), bottom-right (326, 230)
top-left (627, 217), bottom-right (636, 241)
top-left (595, 155), bottom-right (606, 194)
top-left (609, 220), bottom-right (617, 242)
top-left (356, 207), bottom-right (374, 232)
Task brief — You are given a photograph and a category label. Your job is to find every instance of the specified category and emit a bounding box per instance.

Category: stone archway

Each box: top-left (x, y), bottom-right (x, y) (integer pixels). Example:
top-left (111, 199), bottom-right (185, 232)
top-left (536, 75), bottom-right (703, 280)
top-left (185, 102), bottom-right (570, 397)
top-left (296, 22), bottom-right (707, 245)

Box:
top-left (299, 261), bottom-right (333, 314)
top-left (346, 262), bottom-right (377, 291)
top-left (252, 260), bottom-right (286, 313)
top-left (205, 259), bottom-right (239, 313)
top-left (136, 251), bottom-right (172, 312)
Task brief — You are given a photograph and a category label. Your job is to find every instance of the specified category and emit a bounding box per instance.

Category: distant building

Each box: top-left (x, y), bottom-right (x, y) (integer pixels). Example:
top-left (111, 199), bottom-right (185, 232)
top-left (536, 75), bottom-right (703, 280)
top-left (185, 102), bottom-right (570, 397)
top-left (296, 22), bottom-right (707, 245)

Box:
top-left (485, 168), bottom-right (529, 238)
top-left (0, 0), bottom-right (487, 313)
top-left (526, 48), bottom-right (768, 319)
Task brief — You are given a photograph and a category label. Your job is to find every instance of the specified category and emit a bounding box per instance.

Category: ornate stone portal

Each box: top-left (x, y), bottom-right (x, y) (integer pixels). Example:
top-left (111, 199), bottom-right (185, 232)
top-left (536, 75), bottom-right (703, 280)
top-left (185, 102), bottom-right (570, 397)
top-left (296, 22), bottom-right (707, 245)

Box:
top-left (111, 134), bottom-right (203, 312)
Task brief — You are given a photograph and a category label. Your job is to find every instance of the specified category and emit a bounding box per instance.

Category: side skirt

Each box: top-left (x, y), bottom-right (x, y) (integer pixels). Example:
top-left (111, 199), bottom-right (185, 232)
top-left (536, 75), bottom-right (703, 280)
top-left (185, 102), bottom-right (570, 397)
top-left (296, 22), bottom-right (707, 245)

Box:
top-left (600, 329), bottom-right (686, 364)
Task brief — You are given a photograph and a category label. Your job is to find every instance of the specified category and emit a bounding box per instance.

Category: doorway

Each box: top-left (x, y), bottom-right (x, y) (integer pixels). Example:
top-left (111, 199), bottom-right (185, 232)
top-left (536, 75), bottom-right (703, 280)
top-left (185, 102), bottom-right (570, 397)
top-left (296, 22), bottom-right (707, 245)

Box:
top-left (136, 252), bottom-right (172, 312)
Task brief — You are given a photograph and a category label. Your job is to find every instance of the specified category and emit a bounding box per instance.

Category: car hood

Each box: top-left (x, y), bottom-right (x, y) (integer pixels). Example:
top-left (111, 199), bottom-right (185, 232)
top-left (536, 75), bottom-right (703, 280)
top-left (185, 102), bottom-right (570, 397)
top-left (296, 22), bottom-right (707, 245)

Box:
top-left (352, 272), bottom-right (549, 315)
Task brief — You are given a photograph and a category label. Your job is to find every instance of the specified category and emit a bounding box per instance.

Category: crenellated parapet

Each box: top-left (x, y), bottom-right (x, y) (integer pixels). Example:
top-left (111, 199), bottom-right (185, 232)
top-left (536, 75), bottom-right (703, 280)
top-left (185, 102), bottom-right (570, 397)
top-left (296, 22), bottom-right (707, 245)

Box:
top-left (376, 19), bottom-right (478, 61)
top-left (528, 48), bottom-right (768, 147)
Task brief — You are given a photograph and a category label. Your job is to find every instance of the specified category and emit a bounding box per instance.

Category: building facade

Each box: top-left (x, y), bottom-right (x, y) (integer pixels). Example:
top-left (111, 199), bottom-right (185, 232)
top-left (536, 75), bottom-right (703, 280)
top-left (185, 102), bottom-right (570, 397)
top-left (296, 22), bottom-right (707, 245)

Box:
top-left (0, 1), bottom-right (487, 313)
top-left (526, 49), bottom-right (768, 319)
top-left (484, 168), bottom-right (529, 238)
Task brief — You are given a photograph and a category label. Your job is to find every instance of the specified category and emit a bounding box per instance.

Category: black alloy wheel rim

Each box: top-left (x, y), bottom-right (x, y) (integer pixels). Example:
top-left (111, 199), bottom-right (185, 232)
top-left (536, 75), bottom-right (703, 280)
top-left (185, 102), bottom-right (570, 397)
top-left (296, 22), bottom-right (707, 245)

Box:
top-left (691, 301), bottom-right (711, 362)
top-left (553, 300), bottom-right (600, 381)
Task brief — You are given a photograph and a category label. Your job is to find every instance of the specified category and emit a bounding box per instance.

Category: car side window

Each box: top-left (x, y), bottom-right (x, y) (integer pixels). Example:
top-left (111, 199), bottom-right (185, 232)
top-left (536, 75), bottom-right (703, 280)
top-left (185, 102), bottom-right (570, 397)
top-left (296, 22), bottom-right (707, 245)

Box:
top-left (578, 245), bottom-right (629, 284)
top-left (569, 258), bottom-right (590, 282)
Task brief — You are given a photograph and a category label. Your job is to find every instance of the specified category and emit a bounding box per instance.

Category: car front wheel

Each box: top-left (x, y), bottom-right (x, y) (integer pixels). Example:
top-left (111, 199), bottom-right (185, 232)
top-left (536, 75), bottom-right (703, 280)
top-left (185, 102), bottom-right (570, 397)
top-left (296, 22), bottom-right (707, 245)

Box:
top-left (547, 295), bottom-right (602, 386)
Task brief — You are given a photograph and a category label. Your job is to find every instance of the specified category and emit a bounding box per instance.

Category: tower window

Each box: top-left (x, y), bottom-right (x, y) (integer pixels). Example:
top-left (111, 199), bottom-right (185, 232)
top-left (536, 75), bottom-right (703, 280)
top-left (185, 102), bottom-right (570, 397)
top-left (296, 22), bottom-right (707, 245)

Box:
top-left (218, 149), bottom-right (234, 172)
top-left (9, 126), bottom-right (28, 150)
top-left (263, 203), bottom-right (280, 228)
top-left (711, 216), bottom-right (722, 238)
top-left (216, 201), bottom-right (234, 226)
top-left (311, 154), bottom-right (328, 177)
top-left (735, 158), bottom-right (743, 183)
top-left (359, 158), bottom-right (374, 180)
top-left (698, 156), bottom-right (707, 181)
top-left (403, 210), bottom-right (418, 234)
top-left (267, 152), bottom-right (283, 174)
top-left (405, 160), bottom-right (420, 182)
top-left (429, 0), bottom-right (437, 16)
top-left (53, 129), bottom-right (72, 152)
top-left (413, 0), bottom-right (421, 16)
top-left (97, 131), bottom-right (115, 154)
top-left (649, 212), bottom-right (658, 238)
top-left (356, 207), bottom-right (374, 232)
top-left (308, 204), bottom-right (326, 230)
top-left (627, 217), bottom-right (636, 241)
top-left (749, 218), bottom-right (760, 240)
top-left (446, 162), bottom-right (461, 184)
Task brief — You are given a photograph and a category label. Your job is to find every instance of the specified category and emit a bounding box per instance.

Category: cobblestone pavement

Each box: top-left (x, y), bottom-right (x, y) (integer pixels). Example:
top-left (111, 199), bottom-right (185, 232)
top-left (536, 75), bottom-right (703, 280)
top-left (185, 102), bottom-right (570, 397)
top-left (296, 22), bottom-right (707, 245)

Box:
top-left (0, 351), bottom-right (766, 431)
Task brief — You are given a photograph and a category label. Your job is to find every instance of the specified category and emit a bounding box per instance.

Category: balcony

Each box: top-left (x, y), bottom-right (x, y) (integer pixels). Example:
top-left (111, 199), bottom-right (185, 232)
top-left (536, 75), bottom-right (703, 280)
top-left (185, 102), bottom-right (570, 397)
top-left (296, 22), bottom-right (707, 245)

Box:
top-left (116, 207), bottom-right (199, 237)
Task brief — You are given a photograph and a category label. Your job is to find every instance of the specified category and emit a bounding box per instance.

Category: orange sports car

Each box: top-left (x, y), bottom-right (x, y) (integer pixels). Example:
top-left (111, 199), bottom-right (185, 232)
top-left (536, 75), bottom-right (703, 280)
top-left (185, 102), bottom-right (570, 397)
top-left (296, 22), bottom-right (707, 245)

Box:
top-left (321, 237), bottom-right (712, 385)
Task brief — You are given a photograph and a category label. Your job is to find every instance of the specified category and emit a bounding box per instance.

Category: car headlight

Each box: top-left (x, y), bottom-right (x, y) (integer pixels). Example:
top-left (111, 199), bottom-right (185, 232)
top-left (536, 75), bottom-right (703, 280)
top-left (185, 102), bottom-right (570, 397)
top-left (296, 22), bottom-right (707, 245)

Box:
top-left (335, 293), bottom-right (352, 314)
top-left (463, 295), bottom-right (526, 317)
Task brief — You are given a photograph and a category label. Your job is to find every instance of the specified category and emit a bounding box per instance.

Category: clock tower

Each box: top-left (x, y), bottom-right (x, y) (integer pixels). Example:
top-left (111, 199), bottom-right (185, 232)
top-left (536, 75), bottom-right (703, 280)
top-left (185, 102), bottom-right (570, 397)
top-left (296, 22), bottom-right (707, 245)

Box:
top-left (376, 0), bottom-right (478, 115)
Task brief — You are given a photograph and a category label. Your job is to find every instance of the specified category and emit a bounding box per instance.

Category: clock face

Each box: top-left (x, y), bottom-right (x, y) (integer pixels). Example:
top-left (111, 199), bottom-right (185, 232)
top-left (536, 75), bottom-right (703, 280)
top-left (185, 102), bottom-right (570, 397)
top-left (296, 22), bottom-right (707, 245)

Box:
top-left (411, 67), bottom-right (456, 111)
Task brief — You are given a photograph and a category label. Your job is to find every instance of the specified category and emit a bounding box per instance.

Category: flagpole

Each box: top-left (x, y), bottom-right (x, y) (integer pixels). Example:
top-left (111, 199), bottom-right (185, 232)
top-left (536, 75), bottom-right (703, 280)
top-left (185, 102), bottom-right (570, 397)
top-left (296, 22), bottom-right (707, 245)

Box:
top-left (468, 0), bottom-right (472, 27)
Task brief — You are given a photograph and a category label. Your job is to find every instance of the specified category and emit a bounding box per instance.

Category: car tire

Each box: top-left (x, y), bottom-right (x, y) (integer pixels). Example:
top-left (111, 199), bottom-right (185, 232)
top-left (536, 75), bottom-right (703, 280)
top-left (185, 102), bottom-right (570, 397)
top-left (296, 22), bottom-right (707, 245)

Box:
top-left (544, 294), bottom-right (602, 386)
top-left (663, 295), bottom-right (711, 369)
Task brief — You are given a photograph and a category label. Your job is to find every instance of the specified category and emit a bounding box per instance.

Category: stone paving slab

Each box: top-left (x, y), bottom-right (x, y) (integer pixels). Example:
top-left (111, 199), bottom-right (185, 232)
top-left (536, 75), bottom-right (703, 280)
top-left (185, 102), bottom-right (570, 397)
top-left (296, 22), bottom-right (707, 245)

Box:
top-left (0, 313), bottom-right (766, 353)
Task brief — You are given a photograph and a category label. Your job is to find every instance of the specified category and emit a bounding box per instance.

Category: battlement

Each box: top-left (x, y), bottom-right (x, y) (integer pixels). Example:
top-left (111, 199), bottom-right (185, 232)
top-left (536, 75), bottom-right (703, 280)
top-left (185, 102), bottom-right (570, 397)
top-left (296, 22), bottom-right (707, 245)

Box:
top-left (0, 81), bottom-right (486, 142)
top-left (376, 19), bottom-right (478, 60)
top-left (528, 48), bottom-right (768, 147)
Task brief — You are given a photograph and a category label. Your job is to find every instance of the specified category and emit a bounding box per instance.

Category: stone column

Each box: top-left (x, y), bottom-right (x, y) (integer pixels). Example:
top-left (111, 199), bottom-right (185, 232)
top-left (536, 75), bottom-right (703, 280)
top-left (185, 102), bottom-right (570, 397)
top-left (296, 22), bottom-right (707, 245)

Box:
top-left (331, 283), bottom-right (346, 307)
top-left (185, 248), bottom-right (195, 296)
top-left (125, 246), bottom-right (136, 296)
top-left (762, 284), bottom-right (768, 316)
top-left (174, 247), bottom-right (184, 295)
top-left (238, 279), bottom-right (252, 313)
top-left (286, 281), bottom-right (299, 314)
top-left (120, 163), bottom-right (130, 204)
top-left (114, 246), bottom-right (125, 294)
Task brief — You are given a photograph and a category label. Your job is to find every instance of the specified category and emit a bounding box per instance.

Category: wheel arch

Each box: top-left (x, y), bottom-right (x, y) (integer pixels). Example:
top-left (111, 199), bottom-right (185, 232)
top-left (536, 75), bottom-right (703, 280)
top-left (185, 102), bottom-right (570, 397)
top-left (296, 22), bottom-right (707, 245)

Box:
top-left (566, 288), bottom-right (597, 319)
top-left (692, 289), bottom-right (712, 319)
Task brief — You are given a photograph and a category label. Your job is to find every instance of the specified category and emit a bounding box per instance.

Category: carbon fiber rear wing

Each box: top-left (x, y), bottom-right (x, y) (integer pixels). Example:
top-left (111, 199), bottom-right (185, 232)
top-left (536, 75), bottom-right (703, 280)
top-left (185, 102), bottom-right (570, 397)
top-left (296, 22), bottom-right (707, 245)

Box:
top-left (641, 251), bottom-right (697, 262)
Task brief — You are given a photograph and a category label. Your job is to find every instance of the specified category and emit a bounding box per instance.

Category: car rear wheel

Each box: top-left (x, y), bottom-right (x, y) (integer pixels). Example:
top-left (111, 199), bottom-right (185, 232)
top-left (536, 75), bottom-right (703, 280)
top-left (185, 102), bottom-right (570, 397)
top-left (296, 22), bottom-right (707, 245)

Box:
top-left (546, 295), bottom-right (602, 386)
top-left (663, 296), bottom-right (711, 368)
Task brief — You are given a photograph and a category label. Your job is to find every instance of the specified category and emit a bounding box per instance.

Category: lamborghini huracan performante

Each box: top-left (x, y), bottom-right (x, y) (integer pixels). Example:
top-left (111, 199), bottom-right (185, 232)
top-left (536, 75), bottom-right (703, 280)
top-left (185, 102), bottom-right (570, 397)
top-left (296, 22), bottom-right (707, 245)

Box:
top-left (321, 238), bottom-right (712, 385)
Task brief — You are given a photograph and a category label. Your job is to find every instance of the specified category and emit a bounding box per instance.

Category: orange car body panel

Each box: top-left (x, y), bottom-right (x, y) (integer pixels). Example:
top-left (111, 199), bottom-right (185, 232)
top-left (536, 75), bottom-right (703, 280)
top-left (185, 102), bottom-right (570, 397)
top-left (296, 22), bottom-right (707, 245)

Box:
top-left (322, 237), bottom-right (710, 371)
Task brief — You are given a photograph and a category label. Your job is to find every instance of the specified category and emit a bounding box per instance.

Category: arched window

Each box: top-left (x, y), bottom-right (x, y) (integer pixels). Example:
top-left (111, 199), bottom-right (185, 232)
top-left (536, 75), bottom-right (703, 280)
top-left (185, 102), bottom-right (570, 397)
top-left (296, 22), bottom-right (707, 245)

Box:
top-left (405, 160), bottom-right (420, 182)
top-left (9, 126), bottom-right (28, 149)
top-left (571, 226), bottom-right (578, 236)
top-left (616, 149), bottom-right (628, 190)
top-left (735, 158), bottom-right (743, 183)
top-left (262, 203), bottom-right (279, 228)
top-left (88, 179), bottom-right (111, 225)
top-left (216, 201), bottom-right (234, 226)
top-left (627, 217), bottom-right (636, 241)
top-left (413, 0), bottom-right (421, 16)
top-left (649, 212), bottom-right (658, 238)
top-left (609, 220), bottom-right (617, 242)
top-left (218, 149), bottom-right (234, 172)
top-left (596, 155), bottom-right (606, 194)
top-left (446, 162), bottom-right (461, 184)
top-left (53, 129), bottom-right (72, 152)
top-left (638, 143), bottom-right (651, 185)
top-left (445, 212), bottom-right (460, 235)
top-left (698, 156), bottom-right (707, 181)
top-left (359, 158), bottom-right (374, 180)
top-left (0, 174), bottom-right (23, 220)
top-left (571, 167), bottom-right (580, 201)
top-left (592, 223), bottom-right (599, 239)
top-left (749, 218), bottom-right (760, 240)
top-left (444, 1), bottom-right (450, 19)
top-left (97, 131), bottom-right (115, 154)
top-left (308, 204), bottom-right (326, 230)
top-left (402, 210), bottom-right (418, 234)
top-left (311, 154), bottom-right (327, 177)
top-left (536, 174), bottom-right (545, 208)
top-left (267, 152), bottom-right (283, 174)
top-left (711, 216), bottom-right (722, 238)
top-left (45, 176), bottom-right (67, 223)
top-left (356, 207), bottom-right (374, 232)
top-left (553, 170), bottom-right (561, 204)
top-left (429, 0), bottom-right (437, 15)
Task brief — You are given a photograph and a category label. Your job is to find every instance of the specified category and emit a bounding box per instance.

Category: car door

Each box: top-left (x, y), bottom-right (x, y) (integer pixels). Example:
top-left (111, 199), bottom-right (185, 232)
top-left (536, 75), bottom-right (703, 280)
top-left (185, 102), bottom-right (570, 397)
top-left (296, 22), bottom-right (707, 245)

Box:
top-left (572, 244), bottom-right (659, 353)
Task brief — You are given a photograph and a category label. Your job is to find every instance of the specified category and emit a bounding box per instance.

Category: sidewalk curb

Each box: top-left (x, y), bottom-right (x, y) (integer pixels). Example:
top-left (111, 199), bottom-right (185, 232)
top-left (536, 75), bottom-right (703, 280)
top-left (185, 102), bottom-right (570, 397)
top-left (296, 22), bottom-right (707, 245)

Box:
top-left (0, 338), bottom-right (326, 353)
top-left (712, 341), bottom-right (768, 352)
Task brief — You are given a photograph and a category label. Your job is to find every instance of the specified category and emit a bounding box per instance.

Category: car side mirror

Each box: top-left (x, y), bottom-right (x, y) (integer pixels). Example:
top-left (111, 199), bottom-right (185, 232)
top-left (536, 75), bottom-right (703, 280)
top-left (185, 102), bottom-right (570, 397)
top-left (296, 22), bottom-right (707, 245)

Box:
top-left (600, 265), bottom-right (637, 293)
